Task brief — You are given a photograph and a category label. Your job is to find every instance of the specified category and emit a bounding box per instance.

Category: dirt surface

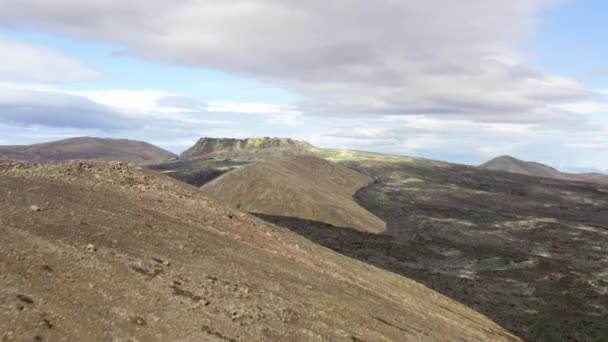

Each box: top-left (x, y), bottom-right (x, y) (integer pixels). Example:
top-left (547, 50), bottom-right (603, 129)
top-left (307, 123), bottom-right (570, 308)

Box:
top-left (201, 155), bottom-right (386, 233)
top-left (0, 137), bottom-right (176, 164)
top-left (0, 161), bottom-right (519, 341)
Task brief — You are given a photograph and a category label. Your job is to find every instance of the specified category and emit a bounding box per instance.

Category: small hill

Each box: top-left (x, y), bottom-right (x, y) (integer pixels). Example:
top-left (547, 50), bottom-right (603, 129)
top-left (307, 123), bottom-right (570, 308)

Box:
top-left (201, 155), bottom-right (386, 233)
top-left (180, 137), bottom-right (311, 159)
top-left (480, 155), bottom-right (608, 184)
top-left (480, 155), bottom-right (567, 179)
top-left (0, 137), bottom-right (176, 164)
top-left (0, 161), bottom-right (519, 341)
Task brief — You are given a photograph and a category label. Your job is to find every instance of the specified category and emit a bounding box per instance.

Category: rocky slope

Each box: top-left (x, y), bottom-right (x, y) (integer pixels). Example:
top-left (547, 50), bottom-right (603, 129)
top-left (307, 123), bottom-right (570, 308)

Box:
top-left (180, 137), bottom-right (311, 159)
top-left (155, 144), bottom-right (608, 341)
top-left (0, 161), bottom-right (519, 341)
top-left (0, 137), bottom-right (176, 164)
top-left (480, 155), bottom-right (608, 185)
top-left (278, 155), bottom-right (608, 342)
top-left (201, 155), bottom-right (386, 233)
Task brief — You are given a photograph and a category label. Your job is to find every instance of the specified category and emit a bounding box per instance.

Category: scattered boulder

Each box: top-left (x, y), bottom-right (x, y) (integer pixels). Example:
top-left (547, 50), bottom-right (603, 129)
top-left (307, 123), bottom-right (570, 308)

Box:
top-left (128, 260), bottom-right (163, 279)
top-left (16, 294), bottom-right (34, 304)
top-left (130, 316), bottom-right (147, 326)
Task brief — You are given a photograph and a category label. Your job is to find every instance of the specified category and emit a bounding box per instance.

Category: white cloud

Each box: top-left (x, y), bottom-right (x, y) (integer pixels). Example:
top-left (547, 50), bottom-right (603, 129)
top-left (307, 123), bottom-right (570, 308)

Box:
top-left (557, 101), bottom-right (608, 114)
top-left (2, 0), bottom-right (607, 169)
top-left (0, 37), bottom-right (100, 82)
top-left (206, 101), bottom-right (303, 126)
top-left (269, 110), bottom-right (303, 126)
top-left (67, 89), bottom-right (180, 114)
top-left (206, 101), bottom-right (284, 114)
top-left (0, 0), bottom-right (591, 124)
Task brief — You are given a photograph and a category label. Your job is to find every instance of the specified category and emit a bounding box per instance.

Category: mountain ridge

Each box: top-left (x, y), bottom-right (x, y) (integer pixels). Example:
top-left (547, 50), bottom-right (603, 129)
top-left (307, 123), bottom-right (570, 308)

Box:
top-left (0, 137), bottom-right (176, 164)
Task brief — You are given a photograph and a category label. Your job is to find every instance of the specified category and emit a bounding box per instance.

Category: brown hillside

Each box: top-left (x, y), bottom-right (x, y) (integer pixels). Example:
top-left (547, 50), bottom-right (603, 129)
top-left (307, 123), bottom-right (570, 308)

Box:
top-left (480, 155), bottom-right (608, 184)
top-left (200, 155), bottom-right (386, 233)
top-left (576, 172), bottom-right (608, 185)
top-left (0, 161), bottom-right (519, 341)
top-left (0, 137), bottom-right (176, 164)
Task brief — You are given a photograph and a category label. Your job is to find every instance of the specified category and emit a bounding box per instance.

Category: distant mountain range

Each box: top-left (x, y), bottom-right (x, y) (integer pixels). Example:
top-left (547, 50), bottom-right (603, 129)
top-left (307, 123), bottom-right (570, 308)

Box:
top-left (2, 136), bottom-right (607, 186)
top-left (0, 137), bottom-right (176, 164)
top-left (558, 166), bottom-right (608, 175)
top-left (480, 155), bottom-right (608, 185)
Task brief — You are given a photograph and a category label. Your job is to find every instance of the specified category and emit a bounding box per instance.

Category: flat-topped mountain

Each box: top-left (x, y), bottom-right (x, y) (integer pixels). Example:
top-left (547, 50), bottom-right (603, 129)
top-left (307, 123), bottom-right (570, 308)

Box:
top-left (180, 137), bottom-right (312, 159)
top-left (0, 137), bottom-right (176, 164)
top-left (480, 155), bottom-right (608, 184)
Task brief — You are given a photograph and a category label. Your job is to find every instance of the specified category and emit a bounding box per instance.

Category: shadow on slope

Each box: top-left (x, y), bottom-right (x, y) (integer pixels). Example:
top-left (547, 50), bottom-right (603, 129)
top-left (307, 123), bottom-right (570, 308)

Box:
top-left (349, 160), bottom-right (608, 342)
top-left (256, 213), bottom-right (608, 342)
top-left (146, 157), bottom-right (251, 187)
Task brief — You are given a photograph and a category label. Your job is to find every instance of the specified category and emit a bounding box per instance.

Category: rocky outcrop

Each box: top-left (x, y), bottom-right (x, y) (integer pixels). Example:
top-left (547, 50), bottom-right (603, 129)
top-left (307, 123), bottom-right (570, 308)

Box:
top-left (180, 137), bottom-right (312, 159)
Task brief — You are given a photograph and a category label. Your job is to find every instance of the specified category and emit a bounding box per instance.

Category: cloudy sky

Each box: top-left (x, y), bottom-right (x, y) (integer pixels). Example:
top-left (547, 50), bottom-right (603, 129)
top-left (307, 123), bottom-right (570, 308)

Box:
top-left (0, 0), bottom-right (607, 169)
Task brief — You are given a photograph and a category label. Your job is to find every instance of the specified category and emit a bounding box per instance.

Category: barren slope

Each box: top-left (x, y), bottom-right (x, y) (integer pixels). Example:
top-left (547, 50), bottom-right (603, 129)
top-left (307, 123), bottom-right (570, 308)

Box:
top-left (148, 143), bottom-right (608, 341)
top-left (573, 172), bottom-right (608, 185)
top-left (0, 137), bottom-right (176, 164)
top-left (201, 155), bottom-right (386, 233)
top-left (0, 161), bottom-right (519, 341)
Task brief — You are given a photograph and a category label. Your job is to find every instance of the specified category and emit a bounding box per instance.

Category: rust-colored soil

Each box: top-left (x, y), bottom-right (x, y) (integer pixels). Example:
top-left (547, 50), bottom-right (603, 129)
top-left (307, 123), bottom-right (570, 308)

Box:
top-left (0, 162), bottom-right (519, 341)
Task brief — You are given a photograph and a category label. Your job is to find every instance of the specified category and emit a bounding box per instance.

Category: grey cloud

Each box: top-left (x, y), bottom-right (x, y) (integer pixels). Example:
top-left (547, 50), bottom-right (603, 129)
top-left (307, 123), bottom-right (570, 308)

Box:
top-left (326, 126), bottom-right (427, 140)
top-left (0, 0), bottom-right (593, 124)
top-left (0, 89), bottom-right (135, 129)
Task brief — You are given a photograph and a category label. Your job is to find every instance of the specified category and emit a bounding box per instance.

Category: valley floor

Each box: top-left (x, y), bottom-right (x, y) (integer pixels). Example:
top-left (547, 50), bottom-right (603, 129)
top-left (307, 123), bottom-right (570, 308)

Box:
top-left (264, 158), bottom-right (608, 342)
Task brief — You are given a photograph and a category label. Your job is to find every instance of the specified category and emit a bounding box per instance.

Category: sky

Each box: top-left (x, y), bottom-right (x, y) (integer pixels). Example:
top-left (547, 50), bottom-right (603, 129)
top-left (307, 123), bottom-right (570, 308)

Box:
top-left (0, 0), bottom-right (606, 169)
